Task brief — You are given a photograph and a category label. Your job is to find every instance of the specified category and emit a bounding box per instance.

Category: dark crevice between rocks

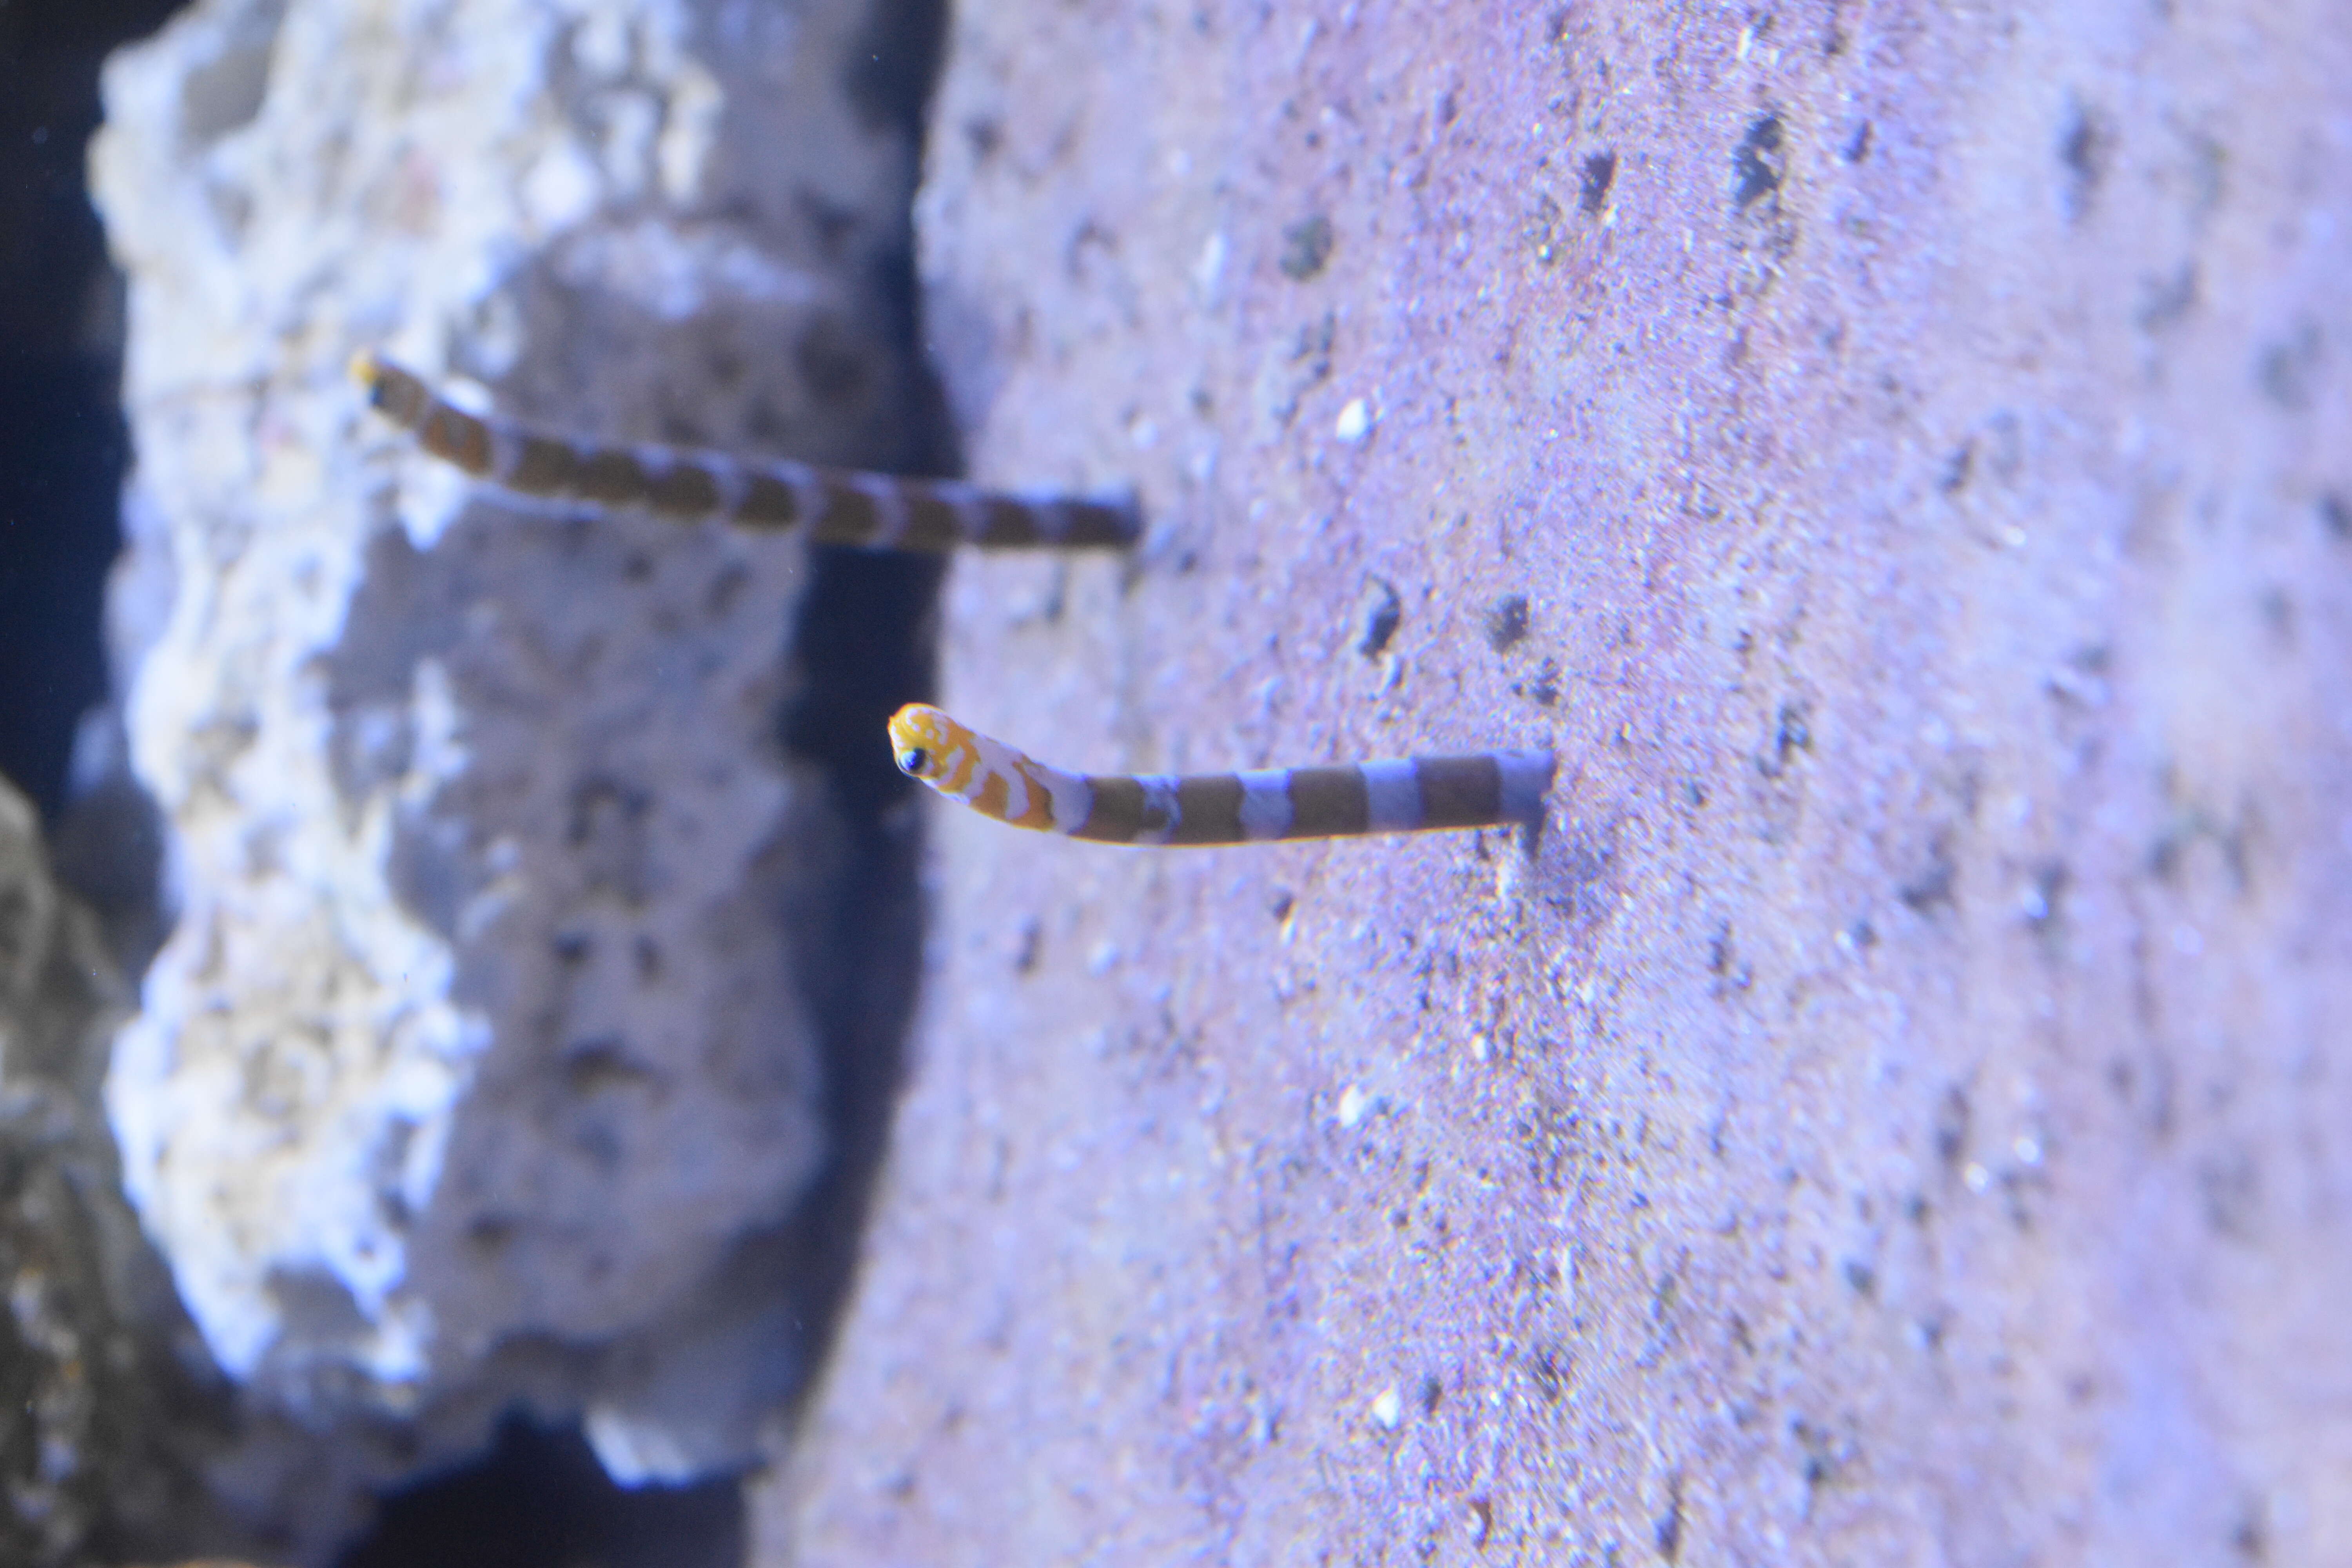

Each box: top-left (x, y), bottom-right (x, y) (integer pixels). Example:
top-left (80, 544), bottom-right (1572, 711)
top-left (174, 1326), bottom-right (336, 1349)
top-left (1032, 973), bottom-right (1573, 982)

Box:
top-left (2, 0), bottom-right (182, 984)
top-left (338, 1415), bottom-right (743, 1568)
top-left (0, 0), bottom-right (182, 824)
top-left (769, 0), bottom-right (958, 1435)
top-left (0, 359), bottom-right (122, 820)
top-left (773, 539), bottom-right (944, 1365)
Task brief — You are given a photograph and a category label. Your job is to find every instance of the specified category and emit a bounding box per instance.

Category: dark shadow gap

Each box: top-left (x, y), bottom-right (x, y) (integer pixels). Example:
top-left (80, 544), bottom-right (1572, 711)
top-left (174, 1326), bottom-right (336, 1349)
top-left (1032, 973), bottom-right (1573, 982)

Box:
top-left (0, 0), bottom-right (186, 818)
top-left (0, 357), bottom-right (122, 819)
top-left (769, 0), bottom-right (958, 1419)
top-left (336, 1416), bottom-right (743, 1568)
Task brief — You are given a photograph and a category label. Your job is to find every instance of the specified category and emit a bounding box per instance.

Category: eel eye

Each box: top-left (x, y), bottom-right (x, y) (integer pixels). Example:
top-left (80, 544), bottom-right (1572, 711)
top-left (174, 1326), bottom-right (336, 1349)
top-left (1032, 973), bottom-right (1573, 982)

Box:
top-left (896, 746), bottom-right (929, 777)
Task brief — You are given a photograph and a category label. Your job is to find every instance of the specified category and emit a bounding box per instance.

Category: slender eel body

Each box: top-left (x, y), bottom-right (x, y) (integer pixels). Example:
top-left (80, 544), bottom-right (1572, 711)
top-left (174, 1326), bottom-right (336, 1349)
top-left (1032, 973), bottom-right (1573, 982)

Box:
top-left (889, 704), bottom-right (1553, 845)
top-left (350, 353), bottom-right (1139, 551)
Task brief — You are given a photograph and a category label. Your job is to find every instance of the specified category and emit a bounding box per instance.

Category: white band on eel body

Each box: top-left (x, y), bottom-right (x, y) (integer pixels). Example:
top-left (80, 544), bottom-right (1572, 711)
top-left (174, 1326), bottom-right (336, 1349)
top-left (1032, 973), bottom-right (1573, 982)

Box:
top-left (1360, 760), bottom-right (1424, 833)
top-left (1236, 770), bottom-right (1296, 840)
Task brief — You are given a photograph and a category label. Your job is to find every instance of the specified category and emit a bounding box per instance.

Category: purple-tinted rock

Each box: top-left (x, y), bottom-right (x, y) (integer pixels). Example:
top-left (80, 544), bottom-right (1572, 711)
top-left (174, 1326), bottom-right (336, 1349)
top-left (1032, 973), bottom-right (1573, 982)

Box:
top-left (762, 3), bottom-right (2352, 1563)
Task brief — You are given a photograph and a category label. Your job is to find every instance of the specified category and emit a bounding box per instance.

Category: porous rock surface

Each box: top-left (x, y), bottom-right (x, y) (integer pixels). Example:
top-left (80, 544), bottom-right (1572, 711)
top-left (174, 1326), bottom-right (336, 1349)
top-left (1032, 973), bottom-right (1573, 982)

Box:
top-left (765, 2), bottom-right (2352, 1563)
top-left (0, 778), bottom-right (239, 1567)
top-left (91, 0), bottom-right (926, 1497)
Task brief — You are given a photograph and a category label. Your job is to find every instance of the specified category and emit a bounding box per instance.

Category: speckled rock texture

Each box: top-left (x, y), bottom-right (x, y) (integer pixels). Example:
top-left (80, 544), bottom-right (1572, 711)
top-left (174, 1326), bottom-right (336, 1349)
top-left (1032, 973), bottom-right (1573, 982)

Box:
top-left (90, 0), bottom-right (927, 1498)
top-left (0, 779), bottom-right (240, 1567)
top-left (763, 2), bottom-right (2352, 1563)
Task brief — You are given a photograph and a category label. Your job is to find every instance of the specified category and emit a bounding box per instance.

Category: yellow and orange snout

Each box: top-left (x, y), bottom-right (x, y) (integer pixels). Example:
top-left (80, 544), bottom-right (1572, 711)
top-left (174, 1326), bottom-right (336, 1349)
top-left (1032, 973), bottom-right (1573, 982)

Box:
top-left (887, 703), bottom-right (967, 786)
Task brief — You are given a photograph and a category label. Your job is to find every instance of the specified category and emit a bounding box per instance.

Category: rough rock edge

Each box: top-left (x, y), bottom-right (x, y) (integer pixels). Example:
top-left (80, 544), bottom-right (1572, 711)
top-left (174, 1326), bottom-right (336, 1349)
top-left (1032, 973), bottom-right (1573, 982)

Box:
top-left (0, 779), bottom-right (250, 1567)
top-left (87, 0), bottom-right (942, 1545)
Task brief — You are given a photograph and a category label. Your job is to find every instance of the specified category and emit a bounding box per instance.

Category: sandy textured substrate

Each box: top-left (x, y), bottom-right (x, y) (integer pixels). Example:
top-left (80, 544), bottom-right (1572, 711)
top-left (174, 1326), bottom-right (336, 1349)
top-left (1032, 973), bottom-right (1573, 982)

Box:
top-left (762, 3), bottom-right (2352, 1563)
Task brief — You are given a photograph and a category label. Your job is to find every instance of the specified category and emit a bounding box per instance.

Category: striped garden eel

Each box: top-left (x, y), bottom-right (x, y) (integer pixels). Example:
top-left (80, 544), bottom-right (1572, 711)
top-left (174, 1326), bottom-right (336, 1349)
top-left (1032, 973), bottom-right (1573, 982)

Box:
top-left (356, 353), bottom-right (1546, 843)
top-left (889, 704), bottom-right (1554, 845)
top-left (350, 352), bottom-right (1140, 550)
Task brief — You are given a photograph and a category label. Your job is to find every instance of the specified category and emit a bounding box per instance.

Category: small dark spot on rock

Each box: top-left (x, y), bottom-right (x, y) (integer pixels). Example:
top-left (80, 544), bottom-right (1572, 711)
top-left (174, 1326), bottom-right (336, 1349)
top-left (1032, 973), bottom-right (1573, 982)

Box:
top-left (1512, 657), bottom-right (1561, 707)
top-left (704, 341), bottom-right (747, 388)
top-left (2260, 586), bottom-right (2294, 647)
top-left (2045, 642), bottom-right (2114, 709)
top-left (1578, 150), bottom-right (1617, 214)
top-left (1012, 915), bottom-right (1043, 974)
top-left (1279, 213), bottom-right (1334, 280)
top-left (1485, 594), bottom-right (1530, 650)
top-left (1437, 85), bottom-right (1460, 127)
top-left (1979, 410), bottom-right (2024, 483)
top-left (563, 1037), bottom-right (651, 1095)
top-left (1792, 1416), bottom-right (1847, 1499)
top-left (1357, 577), bottom-right (1403, 657)
top-left (466, 1215), bottom-right (515, 1254)
top-left (1843, 1259), bottom-right (1877, 1298)
top-left (574, 1120), bottom-right (623, 1172)
top-left (2136, 262), bottom-right (2199, 331)
top-left (2106, 1056), bottom-right (2135, 1100)
top-left (744, 393), bottom-right (786, 445)
top-left (964, 116), bottom-right (1002, 160)
top-left (567, 778), bottom-right (652, 903)
top-left (1419, 1375), bottom-right (1444, 1414)
top-left (705, 560), bottom-right (751, 617)
top-left (1935, 1084), bottom-right (1971, 1168)
top-left (1842, 119), bottom-right (1872, 162)
top-left (2199, 1147), bottom-right (2259, 1239)
top-left (1770, 701), bottom-right (1812, 769)
top-left (1466, 1496), bottom-right (1493, 1547)
top-left (794, 314), bottom-right (870, 403)
top-left (2060, 97), bottom-right (2111, 221)
top-left (2024, 860), bottom-right (2070, 944)
top-left (1899, 846), bottom-right (1956, 913)
top-left (1528, 1342), bottom-right (1567, 1401)
top-left (2321, 491), bottom-right (2351, 540)
top-left (1655, 1474), bottom-right (1685, 1562)
top-left (2258, 322), bottom-right (2322, 410)
top-left (1269, 888), bottom-right (1295, 922)
top-left (1733, 113), bottom-right (1785, 209)
top-left (1293, 310), bottom-right (1336, 364)
top-left (1940, 438), bottom-right (1975, 494)
top-left (2235, 1495), bottom-right (2270, 1561)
